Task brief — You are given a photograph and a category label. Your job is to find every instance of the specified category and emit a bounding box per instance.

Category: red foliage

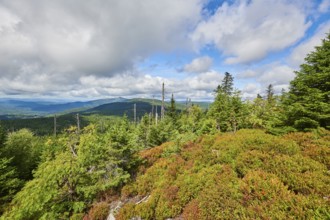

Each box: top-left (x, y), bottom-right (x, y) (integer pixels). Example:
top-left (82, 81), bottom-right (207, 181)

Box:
top-left (87, 202), bottom-right (109, 220)
top-left (182, 199), bottom-right (201, 220)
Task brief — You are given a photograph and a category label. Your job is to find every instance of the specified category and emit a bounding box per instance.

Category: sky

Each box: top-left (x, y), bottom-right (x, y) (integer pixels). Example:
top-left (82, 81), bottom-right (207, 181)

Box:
top-left (0, 0), bottom-right (329, 101)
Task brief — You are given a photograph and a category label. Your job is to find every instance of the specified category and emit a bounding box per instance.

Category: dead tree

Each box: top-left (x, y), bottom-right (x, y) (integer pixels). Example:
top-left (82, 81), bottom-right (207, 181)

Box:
top-left (76, 113), bottom-right (80, 134)
top-left (133, 103), bottom-right (137, 124)
top-left (161, 82), bottom-right (165, 120)
top-left (54, 115), bottom-right (57, 137)
top-left (152, 95), bottom-right (155, 117)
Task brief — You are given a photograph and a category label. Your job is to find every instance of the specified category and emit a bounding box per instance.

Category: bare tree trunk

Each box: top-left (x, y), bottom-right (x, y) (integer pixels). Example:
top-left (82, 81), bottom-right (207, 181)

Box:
top-left (134, 103), bottom-right (137, 125)
top-left (152, 95), bottom-right (155, 117)
top-left (54, 114), bottom-right (57, 137)
top-left (233, 120), bottom-right (237, 133)
top-left (161, 82), bottom-right (165, 120)
top-left (216, 119), bottom-right (221, 131)
top-left (76, 113), bottom-right (80, 134)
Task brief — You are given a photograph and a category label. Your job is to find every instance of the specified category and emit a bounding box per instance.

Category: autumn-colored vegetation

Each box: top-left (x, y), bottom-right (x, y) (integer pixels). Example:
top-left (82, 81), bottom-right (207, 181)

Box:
top-left (116, 129), bottom-right (330, 219)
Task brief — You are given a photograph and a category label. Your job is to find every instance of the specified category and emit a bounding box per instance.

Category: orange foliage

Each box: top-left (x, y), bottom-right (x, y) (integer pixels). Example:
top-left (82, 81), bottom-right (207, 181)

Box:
top-left (182, 199), bottom-right (201, 220)
top-left (86, 202), bottom-right (109, 220)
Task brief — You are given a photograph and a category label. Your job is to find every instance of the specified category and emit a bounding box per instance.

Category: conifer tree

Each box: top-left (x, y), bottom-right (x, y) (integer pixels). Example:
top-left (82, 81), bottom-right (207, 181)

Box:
top-left (0, 156), bottom-right (22, 214)
top-left (0, 124), bottom-right (5, 147)
top-left (285, 33), bottom-right (330, 130)
top-left (168, 93), bottom-right (177, 120)
top-left (209, 72), bottom-right (247, 132)
top-left (266, 84), bottom-right (275, 104)
top-left (216, 72), bottom-right (234, 95)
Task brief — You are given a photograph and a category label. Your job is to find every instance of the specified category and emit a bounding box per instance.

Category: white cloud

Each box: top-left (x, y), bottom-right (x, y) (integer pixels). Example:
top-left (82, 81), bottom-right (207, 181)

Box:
top-left (183, 56), bottom-right (213, 73)
top-left (318, 0), bottom-right (330, 13)
top-left (191, 0), bottom-right (310, 64)
top-left (289, 21), bottom-right (330, 67)
top-left (242, 83), bottom-right (259, 93)
top-left (236, 63), bottom-right (296, 98)
top-left (237, 69), bottom-right (258, 79)
top-left (241, 83), bottom-right (261, 99)
top-left (258, 65), bottom-right (295, 86)
top-left (0, 68), bottom-right (223, 100)
top-left (0, 0), bottom-right (202, 78)
top-left (0, 0), bottom-right (327, 101)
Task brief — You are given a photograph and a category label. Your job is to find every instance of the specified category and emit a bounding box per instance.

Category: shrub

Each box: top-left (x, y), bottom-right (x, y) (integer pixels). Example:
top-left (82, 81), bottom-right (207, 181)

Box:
top-left (87, 202), bottom-right (109, 220)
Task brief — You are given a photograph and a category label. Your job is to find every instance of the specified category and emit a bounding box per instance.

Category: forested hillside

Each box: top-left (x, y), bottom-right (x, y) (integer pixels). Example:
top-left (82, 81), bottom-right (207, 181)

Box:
top-left (0, 34), bottom-right (329, 219)
top-left (0, 100), bottom-right (189, 135)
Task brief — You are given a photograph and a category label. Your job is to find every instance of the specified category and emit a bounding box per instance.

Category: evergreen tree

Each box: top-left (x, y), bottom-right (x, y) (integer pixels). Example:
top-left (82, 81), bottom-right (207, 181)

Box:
top-left (136, 114), bottom-right (151, 148)
top-left (0, 156), bottom-right (22, 214)
top-left (247, 95), bottom-right (266, 129)
top-left (221, 72), bottom-right (234, 95)
top-left (285, 33), bottom-right (330, 130)
top-left (2, 125), bottom-right (131, 219)
top-left (266, 84), bottom-right (275, 104)
top-left (0, 124), bottom-right (5, 147)
top-left (2, 129), bottom-right (41, 180)
top-left (209, 73), bottom-right (247, 132)
top-left (178, 105), bottom-right (204, 133)
top-left (168, 93), bottom-right (177, 120)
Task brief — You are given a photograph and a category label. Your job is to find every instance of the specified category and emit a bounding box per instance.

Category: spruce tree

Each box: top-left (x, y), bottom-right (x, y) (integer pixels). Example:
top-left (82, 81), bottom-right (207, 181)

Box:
top-left (209, 72), bottom-right (247, 132)
top-left (285, 33), bottom-right (330, 130)
top-left (266, 84), bottom-right (275, 104)
top-left (217, 72), bottom-right (234, 95)
top-left (168, 93), bottom-right (177, 120)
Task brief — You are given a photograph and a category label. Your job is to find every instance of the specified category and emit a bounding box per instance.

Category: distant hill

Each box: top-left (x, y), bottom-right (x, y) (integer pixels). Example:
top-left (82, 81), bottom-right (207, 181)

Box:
top-left (0, 97), bottom-right (127, 118)
top-left (0, 98), bottom-right (210, 135)
top-left (0, 113), bottom-right (89, 136)
top-left (85, 101), bottom-right (155, 119)
top-left (0, 97), bottom-right (209, 119)
top-left (85, 99), bottom-right (190, 119)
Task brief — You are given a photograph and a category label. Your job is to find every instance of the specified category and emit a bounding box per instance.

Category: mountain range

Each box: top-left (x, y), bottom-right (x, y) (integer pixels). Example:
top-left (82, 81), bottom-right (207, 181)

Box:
top-left (0, 97), bottom-right (127, 119)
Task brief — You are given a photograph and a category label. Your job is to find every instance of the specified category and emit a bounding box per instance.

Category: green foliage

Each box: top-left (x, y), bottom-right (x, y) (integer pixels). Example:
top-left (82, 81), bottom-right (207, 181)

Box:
top-left (209, 72), bottom-right (249, 132)
top-left (216, 72), bottom-right (234, 95)
top-left (285, 33), bottom-right (330, 130)
top-left (0, 156), bottom-right (22, 214)
top-left (266, 84), bottom-right (275, 104)
top-left (140, 115), bottom-right (179, 148)
top-left (178, 105), bottom-right (214, 135)
top-left (167, 94), bottom-right (177, 120)
top-left (0, 124), bottom-right (5, 147)
top-left (0, 114), bottom-right (89, 136)
top-left (1, 129), bottom-right (41, 180)
top-left (2, 124), bottom-right (134, 219)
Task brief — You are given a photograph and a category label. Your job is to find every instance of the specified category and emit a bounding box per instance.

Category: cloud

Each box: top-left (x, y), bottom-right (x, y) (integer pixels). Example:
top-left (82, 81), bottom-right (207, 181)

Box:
top-left (0, 0), bottom-right (327, 101)
top-left (183, 56), bottom-right (213, 73)
top-left (236, 62), bottom-right (295, 98)
top-left (257, 65), bottom-right (295, 86)
top-left (239, 62), bottom-right (295, 85)
top-left (0, 0), bottom-right (202, 78)
top-left (0, 67), bottom-right (223, 100)
top-left (77, 70), bottom-right (223, 100)
top-left (237, 69), bottom-right (259, 79)
top-left (289, 21), bottom-right (330, 67)
top-left (318, 0), bottom-right (330, 13)
top-left (191, 0), bottom-right (310, 64)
